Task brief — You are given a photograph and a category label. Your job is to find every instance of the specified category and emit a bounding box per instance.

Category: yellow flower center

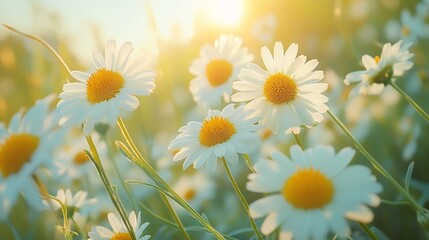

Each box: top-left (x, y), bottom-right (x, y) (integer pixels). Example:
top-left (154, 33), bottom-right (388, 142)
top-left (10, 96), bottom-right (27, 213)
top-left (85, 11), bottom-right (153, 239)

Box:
top-left (111, 232), bottom-right (132, 240)
top-left (86, 68), bottom-right (125, 104)
top-left (402, 26), bottom-right (410, 36)
top-left (73, 151), bottom-right (90, 165)
top-left (205, 59), bottom-right (233, 87)
top-left (374, 56), bottom-right (380, 64)
top-left (184, 188), bottom-right (196, 201)
top-left (282, 168), bottom-right (334, 210)
top-left (260, 129), bottom-right (272, 140)
top-left (263, 73), bottom-right (298, 105)
top-left (199, 116), bottom-right (236, 147)
top-left (0, 133), bottom-right (40, 177)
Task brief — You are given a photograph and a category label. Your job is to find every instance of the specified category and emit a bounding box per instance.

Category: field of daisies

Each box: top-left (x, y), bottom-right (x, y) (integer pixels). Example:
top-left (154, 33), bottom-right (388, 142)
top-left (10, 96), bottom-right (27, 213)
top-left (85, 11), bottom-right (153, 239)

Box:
top-left (1, 1), bottom-right (429, 239)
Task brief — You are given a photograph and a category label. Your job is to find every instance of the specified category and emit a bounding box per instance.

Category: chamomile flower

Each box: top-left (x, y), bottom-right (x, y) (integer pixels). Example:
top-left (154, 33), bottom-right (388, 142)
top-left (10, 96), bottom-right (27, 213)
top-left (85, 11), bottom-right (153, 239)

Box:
top-left (247, 145), bottom-right (382, 240)
top-left (344, 40), bottom-right (413, 96)
top-left (169, 104), bottom-right (260, 170)
top-left (52, 130), bottom-right (105, 184)
top-left (58, 39), bottom-right (156, 135)
top-left (231, 42), bottom-right (328, 134)
top-left (0, 95), bottom-right (63, 220)
top-left (43, 188), bottom-right (96, 217)
top-left (385, 10), bottom-right (429, 44)
top-left (88, 211), bottom-right (150, 240)
top-left (189, 35), bottom-right (253, 107)
top-left (172, 172), bottom-right (215, 212)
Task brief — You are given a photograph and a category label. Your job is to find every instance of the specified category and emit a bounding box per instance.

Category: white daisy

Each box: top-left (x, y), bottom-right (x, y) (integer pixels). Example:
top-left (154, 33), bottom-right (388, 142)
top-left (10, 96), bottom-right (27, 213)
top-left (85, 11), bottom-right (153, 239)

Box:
top-left (168, 104), bottom-right (260, 170)
top-left (43, 188), bottom-right (96, 217)
top-left (247, 145), bottom-right (382, 240)
top-left (52, 130), bottom-right (105, 185)
top-left (231, 42), bottom-right (329, 134)
top-left (171, 172), bottom-right (215, 212)
top-left (385, 9), bottom-right (429, 44)
top-left (88, 211), bottom-right (150, 240)
top-left (189, 34), bottom-right (253, 108)
top-left (344, 40), bottom-right (414, 96)
top-left (57, 39), bottom-right (157, 135)
top-left (0, 95), bottom-right (64, 220)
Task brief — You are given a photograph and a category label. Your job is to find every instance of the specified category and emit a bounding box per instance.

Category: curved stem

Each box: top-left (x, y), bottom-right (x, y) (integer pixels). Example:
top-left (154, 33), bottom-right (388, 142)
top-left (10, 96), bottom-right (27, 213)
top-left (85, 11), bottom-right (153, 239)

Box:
top-left (33, 175), bottom-right (73, 240)
top-left (221, 158), bottom-right (263, 240)
top-left (359, 223), bottom-right (379, 240)
top-left (117, 117), bottom-right (225, 239)
top-left (389, 81), bottom-right (429, 122)
top-left (85, 135), bottom-right (137, 240)
top-left (1, 23), bottom-right (71, 75)
top-left (160, 193), bottom-right (191, 240)
top-left (327, 110), bottom-right (423, 212)
top-left (292, 133), bottom-right (305, 150)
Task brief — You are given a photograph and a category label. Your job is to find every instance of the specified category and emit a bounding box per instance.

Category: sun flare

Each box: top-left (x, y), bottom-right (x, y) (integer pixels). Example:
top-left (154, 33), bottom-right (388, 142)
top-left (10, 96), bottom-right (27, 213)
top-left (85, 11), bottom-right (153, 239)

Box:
top-left (205, 0), bottom-right (244, 26)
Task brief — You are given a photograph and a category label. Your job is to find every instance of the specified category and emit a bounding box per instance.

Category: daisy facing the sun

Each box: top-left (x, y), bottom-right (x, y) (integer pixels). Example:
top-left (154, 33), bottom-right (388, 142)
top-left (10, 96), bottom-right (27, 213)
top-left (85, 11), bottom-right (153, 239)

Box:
top-left (88, 211), bottom-right (150, 240)
top-left (168, 104), bottom-right (261, 170)
top-left (57, 39), bottom-right (157, 135)
top-left (231, 42), bottom-right (329, 135)
top-left (189, 34), bottom-right (253, 108)
top-left (247, 145), bottom-right (382, 240)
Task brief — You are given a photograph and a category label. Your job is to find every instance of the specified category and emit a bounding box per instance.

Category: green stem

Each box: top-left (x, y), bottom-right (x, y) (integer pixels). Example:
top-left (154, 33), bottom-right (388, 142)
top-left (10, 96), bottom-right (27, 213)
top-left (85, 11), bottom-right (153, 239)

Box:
top-left (243, 154), bottom-right (256, 173)
top-left (160, 193), bottom-right (191, 240)
top-left (33, 175), bottom-right (70, 239)
top-left (359, 223), bottom-right (379, 240)
top-left (221, 158), bottom-right (263, 240)
top-left (327, 110), bottom-right (423, 212)
top-left (389, 81), bottom-right (429, 122)
top-left (1, 23), bottom-right (71, 75)
top-left (116, 117), bottom-right (225, 240)
top-left (139, 202), bottom-right (177, 227)
top-left (102, 135), bottom-right (139, 212)
top-left (292, 133), bottom-right (305, 150)
top-left (85, 135), bottom-right (137, 240)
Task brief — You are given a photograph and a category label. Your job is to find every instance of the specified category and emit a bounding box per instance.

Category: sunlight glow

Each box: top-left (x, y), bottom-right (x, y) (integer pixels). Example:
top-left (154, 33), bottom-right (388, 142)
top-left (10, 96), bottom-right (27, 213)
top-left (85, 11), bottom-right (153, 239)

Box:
top-left (205, 0), bottom-right (244, 27)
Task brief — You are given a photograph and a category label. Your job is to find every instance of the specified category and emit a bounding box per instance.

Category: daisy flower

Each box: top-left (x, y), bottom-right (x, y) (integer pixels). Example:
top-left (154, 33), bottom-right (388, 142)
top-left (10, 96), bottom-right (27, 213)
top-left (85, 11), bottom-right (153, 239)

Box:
top-left (169, 104), bottom-right (260, 170)
top-left (0, 95), bottom-right (64, 220)
top-left (385, 9), bottom-right (429, 44)
top-left (43, 188), bottom-right (96, 217)
top-left (172, 172), bottom-right (215, 212)
top-left (247, 145), bottom-right (382, 240)
top-left (344, 40), bottom-right (413, 96)
top-left (231, 42), bottom-right (328, 134)
top-left (88, 211), bottom-right (150, 240)
top-left (58, 39), bottom-right (157, 135)
top-left (189, 34), bottom-right (253, 107)
top-left (52, 130), bottom-right (105, 185)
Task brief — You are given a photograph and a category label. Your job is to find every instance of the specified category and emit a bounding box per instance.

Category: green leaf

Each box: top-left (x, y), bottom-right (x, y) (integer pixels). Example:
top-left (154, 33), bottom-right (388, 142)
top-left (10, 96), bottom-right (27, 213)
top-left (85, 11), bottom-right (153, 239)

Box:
top-left (405, 161), bottom-right (415, 193)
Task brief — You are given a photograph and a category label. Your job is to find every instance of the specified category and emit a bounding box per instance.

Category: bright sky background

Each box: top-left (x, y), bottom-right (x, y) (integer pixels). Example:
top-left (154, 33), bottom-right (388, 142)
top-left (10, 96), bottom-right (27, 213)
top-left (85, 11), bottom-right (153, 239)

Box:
top-left (0, 0), bottom-right (244, 64)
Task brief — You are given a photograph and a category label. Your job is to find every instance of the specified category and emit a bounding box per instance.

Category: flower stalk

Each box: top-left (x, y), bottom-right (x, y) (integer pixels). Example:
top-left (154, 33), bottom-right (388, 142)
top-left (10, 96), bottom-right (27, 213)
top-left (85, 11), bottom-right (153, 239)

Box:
top-left (389, 80), bottom-right (429, 122)
top-left (85, 134), bottom-right (137, 240)
top-left (221, 158), bottom-right (263, 240)
top-left (117, 117), bottom-right (225, 240)
top-left (327, 110), bottom-right (423, 212)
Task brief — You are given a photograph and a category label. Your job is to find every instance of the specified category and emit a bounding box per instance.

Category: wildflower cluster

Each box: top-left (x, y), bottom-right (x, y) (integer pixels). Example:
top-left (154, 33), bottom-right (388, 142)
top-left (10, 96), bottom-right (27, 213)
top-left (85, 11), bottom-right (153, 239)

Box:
top-left (1, 1), bottom-right (429, 239)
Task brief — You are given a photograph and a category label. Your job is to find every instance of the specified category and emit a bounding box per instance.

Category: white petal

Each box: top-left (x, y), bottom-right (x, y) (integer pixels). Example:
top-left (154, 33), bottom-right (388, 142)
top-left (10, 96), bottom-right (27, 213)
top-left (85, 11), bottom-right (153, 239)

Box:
top-left (105, 39), bottom-right (117, 70)
top-left (261, 45), bottom-right (275, 74)
top-left (273, 42), bottom-right (284, 72)
top-left (345, 205), bottom-right (374, 223)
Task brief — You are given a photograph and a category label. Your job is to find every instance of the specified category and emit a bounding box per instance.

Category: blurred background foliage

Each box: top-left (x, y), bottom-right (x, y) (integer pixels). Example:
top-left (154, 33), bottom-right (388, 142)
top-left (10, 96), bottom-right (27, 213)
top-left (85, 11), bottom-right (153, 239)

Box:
top-left (0, 0), bottom-right (428, 239)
